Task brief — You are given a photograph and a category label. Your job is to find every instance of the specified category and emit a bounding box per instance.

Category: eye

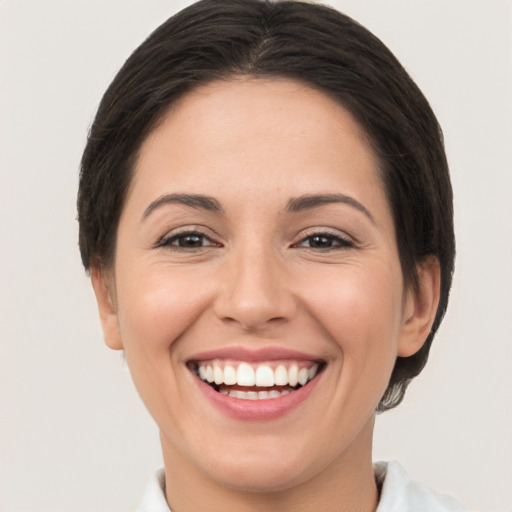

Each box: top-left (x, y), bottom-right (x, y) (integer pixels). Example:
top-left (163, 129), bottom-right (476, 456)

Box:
top-left (159, 231), bottom-right (219, 250)
top-left (295, 231), bottom-right (354, 250)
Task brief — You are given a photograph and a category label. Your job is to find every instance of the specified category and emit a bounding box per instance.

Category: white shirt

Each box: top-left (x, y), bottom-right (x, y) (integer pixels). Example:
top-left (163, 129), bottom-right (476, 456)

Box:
top-left (137, 460), bottom-right (469, 512)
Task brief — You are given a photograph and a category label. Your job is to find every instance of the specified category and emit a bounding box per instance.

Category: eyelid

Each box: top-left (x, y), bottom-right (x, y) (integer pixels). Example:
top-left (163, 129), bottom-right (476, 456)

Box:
top-left (292, 228), bottom-right (355, 249)
top-left (156, 226), bottom-right (222, 249)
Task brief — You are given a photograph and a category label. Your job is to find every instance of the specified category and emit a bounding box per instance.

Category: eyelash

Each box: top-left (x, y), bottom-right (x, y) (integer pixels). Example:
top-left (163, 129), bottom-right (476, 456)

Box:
top-left (158, 229), bottom-right (353, 253)
top-left (294, 231), bottom-right (354, 251)
top-left (158, 230), bottom-right (220, 250)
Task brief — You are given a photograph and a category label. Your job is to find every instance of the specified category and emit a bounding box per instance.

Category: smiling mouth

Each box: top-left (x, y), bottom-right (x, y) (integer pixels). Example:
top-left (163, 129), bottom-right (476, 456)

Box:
top-left (187, 359), bottom-right (324, 400)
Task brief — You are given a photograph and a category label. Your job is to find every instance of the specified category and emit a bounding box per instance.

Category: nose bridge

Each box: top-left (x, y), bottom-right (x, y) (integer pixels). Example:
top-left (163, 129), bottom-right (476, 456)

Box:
top-left (214, 236), bottom-right (295, 330)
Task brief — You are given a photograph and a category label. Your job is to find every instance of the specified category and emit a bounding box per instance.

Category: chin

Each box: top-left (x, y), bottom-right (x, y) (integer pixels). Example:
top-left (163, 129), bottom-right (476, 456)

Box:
top-left (181, 430), bottom-right (335, 495)
top-left (205, 456), bottom-right (315, 494)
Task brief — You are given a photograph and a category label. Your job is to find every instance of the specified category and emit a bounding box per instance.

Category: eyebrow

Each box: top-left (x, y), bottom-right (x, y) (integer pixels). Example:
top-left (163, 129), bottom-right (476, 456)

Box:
top-left (142, 193), bottom-right (224, 221)
top-left (285, 193), bottom-right (375, 224)
top-left (141, 192), bottom-right (374, 224)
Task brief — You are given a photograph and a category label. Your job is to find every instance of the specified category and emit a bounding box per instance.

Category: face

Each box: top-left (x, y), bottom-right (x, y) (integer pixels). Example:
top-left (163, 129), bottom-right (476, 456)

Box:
top-left (93, 78), bottom-right (434, 494)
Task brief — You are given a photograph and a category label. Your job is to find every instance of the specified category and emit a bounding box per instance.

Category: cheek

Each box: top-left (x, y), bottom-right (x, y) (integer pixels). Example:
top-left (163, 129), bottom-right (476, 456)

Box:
top-left (113, 265), bottom-right (215, 426)
top-left (300, 262), bottom-right (404, 359)
top-left (115, 264), bottom-right (213, 354)
top-left (304, 263), bottom-right (405, 420)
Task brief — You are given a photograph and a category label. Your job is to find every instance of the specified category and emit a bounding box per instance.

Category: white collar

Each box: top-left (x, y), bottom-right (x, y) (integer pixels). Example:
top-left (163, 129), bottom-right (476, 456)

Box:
top-left (137, 460), bottom-right (467, 512)
top-left (374, 460), bottom-right (466, 511)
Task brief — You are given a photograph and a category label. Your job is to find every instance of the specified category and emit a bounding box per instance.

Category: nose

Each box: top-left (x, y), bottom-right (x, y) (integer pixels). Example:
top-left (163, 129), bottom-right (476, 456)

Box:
top-left (213, 243), bottom-right (297, 332)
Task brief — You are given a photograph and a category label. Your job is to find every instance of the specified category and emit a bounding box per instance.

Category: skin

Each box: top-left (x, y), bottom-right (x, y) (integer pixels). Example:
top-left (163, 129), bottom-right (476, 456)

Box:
top-left (92, 78), bottom-right (440, 512)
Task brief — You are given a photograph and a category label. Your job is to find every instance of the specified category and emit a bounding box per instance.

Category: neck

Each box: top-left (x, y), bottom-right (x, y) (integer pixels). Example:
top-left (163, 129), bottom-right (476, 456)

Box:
top-left (161, 417), bottom-right (379, 512)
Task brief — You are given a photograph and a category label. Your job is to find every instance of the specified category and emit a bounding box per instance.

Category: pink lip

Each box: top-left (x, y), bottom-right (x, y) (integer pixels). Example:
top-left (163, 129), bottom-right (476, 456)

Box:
top-left (187, 346), bottom-right (323, 363)
top-left (192, 374), bottom-right (322, 421)
top-left (187, 347), bottom-right (324, 421)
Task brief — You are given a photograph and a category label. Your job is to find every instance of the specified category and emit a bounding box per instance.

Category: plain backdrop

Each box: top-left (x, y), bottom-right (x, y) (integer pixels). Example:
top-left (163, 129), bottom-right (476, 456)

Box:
top-left (1, 1), bottom-right (511, 511)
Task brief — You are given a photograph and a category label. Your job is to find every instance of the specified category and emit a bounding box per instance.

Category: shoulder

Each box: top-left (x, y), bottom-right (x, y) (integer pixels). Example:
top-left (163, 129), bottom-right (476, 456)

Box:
top-left (374, 460), bottom-right (471, 512)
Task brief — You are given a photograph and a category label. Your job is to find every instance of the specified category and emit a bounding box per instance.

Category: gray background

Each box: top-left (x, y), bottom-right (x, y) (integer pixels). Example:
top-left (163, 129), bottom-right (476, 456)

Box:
top-left (1, 0), bottom-right (511, 510)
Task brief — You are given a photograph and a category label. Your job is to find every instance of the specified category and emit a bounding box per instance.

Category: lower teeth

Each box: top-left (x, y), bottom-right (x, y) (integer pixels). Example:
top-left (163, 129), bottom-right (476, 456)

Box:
top-left (220, 389), bottom-right (292, 400)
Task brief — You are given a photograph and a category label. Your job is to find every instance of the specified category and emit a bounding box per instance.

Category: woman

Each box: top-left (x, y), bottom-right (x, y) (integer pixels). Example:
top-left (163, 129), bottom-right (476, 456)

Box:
top-left (77, 0), bottom-right (464, 510)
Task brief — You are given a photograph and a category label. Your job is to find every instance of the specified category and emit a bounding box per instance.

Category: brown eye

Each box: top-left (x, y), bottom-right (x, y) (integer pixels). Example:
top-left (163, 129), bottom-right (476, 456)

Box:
top-left (175, 234), bottom-right (205, 247)
top-left (161, 231), bottom-right (218, 249)
top-left (297, 232), bottom-right (353, 250)
top-left (308, 235), bottom-right (335, 248)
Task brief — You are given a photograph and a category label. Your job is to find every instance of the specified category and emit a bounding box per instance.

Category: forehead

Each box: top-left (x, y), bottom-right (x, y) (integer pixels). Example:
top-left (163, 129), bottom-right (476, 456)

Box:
top-left (129, 77), bottom-right (387, 216)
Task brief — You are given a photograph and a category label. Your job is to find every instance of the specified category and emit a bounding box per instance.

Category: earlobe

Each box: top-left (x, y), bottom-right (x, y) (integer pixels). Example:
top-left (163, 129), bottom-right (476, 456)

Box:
top-left (90, 267), bottom-right (123, 350)
top-left (398, 257), bottom-right (441, 357)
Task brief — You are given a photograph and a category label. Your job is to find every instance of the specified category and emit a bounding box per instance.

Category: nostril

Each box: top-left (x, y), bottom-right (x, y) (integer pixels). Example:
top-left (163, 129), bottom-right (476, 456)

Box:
top-left (215, 300), bottom-right (294, 330)
top-left (221, 315), bottom-right (289, 332)
top-left (268, 316), bottom-right (287, 323)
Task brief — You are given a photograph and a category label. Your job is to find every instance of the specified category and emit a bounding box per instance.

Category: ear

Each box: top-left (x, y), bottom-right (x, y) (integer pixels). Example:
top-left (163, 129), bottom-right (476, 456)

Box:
top-left (90, 266), bottom-right (123, 350)
top-left (398, 257), bottom-right (441, 357)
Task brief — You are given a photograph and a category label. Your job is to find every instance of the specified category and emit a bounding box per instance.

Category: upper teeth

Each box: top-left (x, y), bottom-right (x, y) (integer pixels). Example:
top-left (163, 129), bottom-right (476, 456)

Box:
top-left (197, 361), bottom-right (320, 388)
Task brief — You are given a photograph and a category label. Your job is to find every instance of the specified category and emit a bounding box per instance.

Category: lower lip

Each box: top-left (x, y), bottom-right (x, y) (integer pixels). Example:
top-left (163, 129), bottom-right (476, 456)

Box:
top-left (192, 371), bottom-right (322, 421)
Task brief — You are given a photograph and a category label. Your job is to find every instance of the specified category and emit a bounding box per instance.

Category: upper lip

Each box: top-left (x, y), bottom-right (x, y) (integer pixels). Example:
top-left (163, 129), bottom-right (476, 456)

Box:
top-left (187, 346), bottom-right (324, 363)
